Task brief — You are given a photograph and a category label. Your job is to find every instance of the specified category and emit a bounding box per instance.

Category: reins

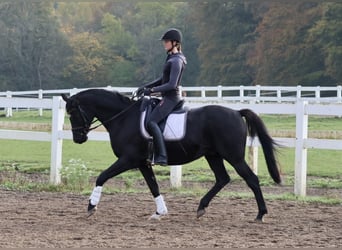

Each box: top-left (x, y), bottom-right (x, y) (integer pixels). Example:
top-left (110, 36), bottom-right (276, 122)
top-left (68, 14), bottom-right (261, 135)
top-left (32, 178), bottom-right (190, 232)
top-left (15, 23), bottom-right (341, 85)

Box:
top-left (72, 100), bottom-right (139, 133)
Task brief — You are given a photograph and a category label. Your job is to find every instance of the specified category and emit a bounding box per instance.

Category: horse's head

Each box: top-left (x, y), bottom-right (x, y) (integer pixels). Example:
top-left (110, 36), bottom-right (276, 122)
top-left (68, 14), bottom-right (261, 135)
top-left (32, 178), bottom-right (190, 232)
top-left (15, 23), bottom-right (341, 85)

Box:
top-left (62, 93), bottom-right (93, 144)
top-left (62, 89), bottom-right (136, 143)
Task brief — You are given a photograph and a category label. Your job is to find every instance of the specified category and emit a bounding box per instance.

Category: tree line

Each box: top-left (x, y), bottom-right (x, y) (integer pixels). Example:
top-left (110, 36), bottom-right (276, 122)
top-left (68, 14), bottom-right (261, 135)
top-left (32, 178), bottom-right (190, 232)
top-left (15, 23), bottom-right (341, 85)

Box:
top-left (0, 1), bottom-right (341, 91)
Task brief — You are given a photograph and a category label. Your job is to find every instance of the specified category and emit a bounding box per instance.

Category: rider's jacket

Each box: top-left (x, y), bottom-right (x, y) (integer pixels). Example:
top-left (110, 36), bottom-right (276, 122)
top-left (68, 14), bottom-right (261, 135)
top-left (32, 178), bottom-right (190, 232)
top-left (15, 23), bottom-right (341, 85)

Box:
top-left (145, 52), bottom-right (187, 99)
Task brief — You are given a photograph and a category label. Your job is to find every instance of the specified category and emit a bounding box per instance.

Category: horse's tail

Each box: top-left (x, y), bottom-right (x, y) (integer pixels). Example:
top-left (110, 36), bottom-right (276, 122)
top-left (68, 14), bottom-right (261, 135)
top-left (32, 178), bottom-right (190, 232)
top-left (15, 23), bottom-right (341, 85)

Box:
top-left (239, 109), bottom-right (281, 184)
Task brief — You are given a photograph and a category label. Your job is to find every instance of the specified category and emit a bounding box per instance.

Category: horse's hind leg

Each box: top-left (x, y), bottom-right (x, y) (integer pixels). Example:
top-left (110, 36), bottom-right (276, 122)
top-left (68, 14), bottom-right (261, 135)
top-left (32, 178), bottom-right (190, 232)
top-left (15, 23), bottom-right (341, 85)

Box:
top-left (231, 160), bottom-right (267, 222)
top-left (197, 154), bottom-right (230, 218)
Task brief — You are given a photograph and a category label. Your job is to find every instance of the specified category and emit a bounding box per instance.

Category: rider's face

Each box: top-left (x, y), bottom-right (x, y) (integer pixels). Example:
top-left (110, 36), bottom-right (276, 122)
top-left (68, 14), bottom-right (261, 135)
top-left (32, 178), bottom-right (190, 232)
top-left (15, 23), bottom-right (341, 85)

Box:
top-left (162, 40), bottom-right (173, 51)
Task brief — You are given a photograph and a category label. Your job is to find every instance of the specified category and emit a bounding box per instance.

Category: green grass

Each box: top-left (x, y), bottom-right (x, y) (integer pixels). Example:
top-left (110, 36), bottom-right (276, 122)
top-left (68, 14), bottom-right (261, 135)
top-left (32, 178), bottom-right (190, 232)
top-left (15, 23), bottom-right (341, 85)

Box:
top-left (0, 139), bottom-right (114, 173)
top-left (0, 110), bottom-right (54, 123)
top-left (0, 110), bottom-right (341, 203)
top-left (1, 138), bottom-right (340, 189)
top-left (260, 114), bottom-right (342, 131)
top-left (1, 111), bottom-right (342, 130)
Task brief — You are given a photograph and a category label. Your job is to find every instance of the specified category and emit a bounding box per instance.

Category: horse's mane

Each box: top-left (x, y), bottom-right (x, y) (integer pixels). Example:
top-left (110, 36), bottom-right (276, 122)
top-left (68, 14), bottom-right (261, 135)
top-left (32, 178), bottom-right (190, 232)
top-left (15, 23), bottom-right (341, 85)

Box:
top-left (76, 88), bottom-right (135, 107)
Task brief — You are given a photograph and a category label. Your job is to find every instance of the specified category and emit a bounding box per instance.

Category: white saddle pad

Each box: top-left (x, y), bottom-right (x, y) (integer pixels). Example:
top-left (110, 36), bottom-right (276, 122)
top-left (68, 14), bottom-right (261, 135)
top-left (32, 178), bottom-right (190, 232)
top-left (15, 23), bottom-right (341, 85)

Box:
top-left (140, 110), bottom-right (187, 141)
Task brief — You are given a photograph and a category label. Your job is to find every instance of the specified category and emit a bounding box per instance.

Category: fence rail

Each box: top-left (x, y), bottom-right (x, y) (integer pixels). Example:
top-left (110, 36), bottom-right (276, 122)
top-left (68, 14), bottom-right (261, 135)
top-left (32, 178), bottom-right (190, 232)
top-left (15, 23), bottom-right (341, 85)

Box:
top-left (1, 85), bottom-right (341, 114)
top-left (1, 85), bottom-right (341, 118)
top-left (0, 93), bottom-right (341, 197)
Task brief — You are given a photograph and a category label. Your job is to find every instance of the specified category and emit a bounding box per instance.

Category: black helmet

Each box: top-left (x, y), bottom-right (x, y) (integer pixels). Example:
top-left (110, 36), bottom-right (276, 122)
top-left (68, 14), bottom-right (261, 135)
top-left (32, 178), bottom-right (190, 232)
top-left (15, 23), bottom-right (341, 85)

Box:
top-left (160, 28), bottom-right (182, 43)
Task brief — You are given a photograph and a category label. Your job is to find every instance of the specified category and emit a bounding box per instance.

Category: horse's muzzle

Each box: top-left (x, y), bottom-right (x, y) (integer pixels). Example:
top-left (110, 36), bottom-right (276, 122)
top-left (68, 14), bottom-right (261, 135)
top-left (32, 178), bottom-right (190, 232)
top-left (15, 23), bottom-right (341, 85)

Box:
top-left (73, 133), bottom-right (88, 144)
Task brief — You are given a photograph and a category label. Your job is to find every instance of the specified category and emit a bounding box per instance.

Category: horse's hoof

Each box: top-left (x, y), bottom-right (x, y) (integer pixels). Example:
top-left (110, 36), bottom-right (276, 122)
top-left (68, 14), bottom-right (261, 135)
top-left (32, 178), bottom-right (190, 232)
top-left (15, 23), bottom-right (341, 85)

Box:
top-left (196, 208), bottom-right (206, 218)
top-left (149, 212), bottom-right (164, 220)
top-left (254, 217), bottom-right (264, 223)
top-left (87, 207), bottom-right (97, 217)
top-left (254, 214), bottom-right (265, 223)
top-left (254, 210), bottom-right (267, 222)
top-left (87, 202), bottom-right (97, 217)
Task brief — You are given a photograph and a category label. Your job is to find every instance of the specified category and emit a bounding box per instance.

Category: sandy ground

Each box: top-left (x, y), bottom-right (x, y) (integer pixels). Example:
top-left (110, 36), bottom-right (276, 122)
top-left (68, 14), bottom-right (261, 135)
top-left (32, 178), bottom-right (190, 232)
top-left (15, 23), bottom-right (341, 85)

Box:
top-left (0, 189), bottom-right (341, 248)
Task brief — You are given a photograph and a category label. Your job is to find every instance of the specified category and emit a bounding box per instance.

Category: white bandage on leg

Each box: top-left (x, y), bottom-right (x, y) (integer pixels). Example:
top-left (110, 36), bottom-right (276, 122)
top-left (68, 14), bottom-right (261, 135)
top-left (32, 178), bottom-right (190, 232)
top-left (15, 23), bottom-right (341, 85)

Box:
top-left (155, 195), bottom-right (168, 215)
top-left (89, 186), bottom-right (103, 206)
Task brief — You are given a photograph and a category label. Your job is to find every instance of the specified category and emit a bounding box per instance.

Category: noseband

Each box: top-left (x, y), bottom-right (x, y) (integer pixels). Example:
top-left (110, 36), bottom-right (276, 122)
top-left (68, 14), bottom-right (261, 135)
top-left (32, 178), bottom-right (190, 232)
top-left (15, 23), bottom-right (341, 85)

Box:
top-left (70, 105), bottom-right (96, 136)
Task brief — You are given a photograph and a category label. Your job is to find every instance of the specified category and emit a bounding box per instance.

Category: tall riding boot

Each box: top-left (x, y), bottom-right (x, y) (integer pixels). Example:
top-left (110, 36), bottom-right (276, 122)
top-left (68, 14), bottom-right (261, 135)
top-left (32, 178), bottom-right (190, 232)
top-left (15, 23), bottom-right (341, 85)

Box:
top-left (147, 122), bottom-right (168, 166)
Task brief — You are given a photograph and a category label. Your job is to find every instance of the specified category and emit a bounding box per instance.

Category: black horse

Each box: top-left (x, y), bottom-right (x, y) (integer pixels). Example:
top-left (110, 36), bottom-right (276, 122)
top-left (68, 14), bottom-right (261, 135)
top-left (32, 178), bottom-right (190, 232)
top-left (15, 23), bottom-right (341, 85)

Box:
top-left (61, 88), bottom-right (281, 221)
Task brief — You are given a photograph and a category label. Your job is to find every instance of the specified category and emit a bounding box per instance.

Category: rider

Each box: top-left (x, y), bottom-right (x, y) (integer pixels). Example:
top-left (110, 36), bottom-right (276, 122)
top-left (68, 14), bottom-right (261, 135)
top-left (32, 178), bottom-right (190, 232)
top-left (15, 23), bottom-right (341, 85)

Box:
top-left (137, 28), bottom-right (187, 166)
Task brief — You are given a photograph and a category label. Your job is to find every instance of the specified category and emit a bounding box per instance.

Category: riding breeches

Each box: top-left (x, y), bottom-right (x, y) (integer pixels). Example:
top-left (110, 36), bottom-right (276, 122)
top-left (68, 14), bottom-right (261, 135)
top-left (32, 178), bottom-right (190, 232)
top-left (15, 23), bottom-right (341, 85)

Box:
top-left (147, 96), bottom-right (180, 125)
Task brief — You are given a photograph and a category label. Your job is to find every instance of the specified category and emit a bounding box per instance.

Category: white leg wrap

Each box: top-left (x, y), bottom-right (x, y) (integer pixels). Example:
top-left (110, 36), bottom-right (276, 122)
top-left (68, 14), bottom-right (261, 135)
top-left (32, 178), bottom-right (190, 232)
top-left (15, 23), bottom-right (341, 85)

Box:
top-left (155, 195), bottom-right (168, 215)
top-left (89, 186), bottom-right (103, 206)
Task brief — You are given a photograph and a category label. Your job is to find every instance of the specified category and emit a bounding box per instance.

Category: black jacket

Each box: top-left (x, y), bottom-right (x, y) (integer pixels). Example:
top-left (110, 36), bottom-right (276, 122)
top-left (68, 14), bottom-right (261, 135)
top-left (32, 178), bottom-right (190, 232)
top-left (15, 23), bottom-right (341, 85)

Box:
top-left (145, 52), bottom-right (187, 98)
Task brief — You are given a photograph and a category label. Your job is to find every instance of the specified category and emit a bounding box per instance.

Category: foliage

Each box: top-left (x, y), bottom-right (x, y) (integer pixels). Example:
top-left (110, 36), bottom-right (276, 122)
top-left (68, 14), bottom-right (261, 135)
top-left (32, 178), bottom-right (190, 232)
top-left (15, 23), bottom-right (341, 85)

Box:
top-left (0, 1), bottom-right (341, 91)
top-left (63, 32), bottom-right (103, 87)
top-left (59, 158), bottom-right (93, 192)
top-left (0, 2), bottom-right (71, 90)
top-left (190, 1), bottom-right (257, 85)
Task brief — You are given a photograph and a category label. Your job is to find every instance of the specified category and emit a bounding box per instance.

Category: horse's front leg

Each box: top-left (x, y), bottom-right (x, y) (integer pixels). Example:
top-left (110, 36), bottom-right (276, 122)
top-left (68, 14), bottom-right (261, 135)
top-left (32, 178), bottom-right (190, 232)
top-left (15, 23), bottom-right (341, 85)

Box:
top-left (88, 158), bottom-right (133, 215)
top-left (139, 165), bottom-right (168, 220)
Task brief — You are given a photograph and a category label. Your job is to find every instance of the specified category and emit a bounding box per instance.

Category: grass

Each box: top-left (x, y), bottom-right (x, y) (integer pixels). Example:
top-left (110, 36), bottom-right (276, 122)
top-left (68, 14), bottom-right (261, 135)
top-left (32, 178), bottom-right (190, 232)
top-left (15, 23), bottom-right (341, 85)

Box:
top-left (260, 114), bottom-right (342, 131)
top-left (0, 110), bottom-right (341, 204)
top-left (1, 111), bottom-right (342, 130)
top-left (0, 110), bottom-right (53, 123)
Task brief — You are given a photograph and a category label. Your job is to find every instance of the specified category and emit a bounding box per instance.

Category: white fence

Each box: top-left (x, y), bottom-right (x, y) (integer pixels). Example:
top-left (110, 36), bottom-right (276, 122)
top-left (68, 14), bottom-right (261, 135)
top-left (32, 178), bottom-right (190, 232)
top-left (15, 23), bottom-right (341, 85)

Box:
top-left (1, 85), bottom-right (341, 117)
top-left (0, 89), bottom-right (342, 197)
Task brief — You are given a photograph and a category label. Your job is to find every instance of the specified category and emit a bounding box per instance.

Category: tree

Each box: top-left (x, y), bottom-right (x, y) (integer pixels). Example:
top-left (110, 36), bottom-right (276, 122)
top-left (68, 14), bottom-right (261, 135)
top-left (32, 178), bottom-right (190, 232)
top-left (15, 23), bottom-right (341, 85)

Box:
top-left (306, 3), bottom-right (342, 85)
top-left (247, 2), bottom-right (338, 86)
top-left (0, 2), bottom-right (71, 90)
top-left (63, 32), bottom-right (103, 88)
top-left (98, 13), bottom-right (138, 86)
top-left (123, 2), bottom-right (179, 83)
top-left (189, 1), bottom-right (257, 86)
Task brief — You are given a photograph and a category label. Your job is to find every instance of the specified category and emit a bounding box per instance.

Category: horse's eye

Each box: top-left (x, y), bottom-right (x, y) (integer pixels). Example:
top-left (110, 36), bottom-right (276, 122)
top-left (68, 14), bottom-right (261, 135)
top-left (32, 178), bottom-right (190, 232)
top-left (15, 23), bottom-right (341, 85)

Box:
top-left (67, 108), bottom-right (77, 115)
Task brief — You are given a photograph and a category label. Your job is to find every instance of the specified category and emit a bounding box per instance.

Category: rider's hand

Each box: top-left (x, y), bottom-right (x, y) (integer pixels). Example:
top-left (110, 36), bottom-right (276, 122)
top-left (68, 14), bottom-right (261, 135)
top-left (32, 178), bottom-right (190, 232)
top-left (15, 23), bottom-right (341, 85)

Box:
top-left (136, 86), bottom-right (144, 96)
top-left (143, 88), bottom-right (152, 96)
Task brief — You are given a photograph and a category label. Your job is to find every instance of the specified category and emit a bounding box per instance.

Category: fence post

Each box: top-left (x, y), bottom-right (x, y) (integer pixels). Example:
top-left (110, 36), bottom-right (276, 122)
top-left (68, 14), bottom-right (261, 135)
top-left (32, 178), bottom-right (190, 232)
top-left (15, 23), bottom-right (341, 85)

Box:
top-left (294, 101), bottom-right (308, 196)
top-left (277, 89), bottom-right (281, 103)
top-left (50, 96), bottom-right (65, 184)
top-left (201, 86), bottom-right (206, 99)
top-left (239, 85), bottom-right (244, 103)
top-left (249, 145), bottom-right (259, 175)
top-left (217, 85), bottom-right (222, 99)
top-left (256, 85), bottom-right (261, 103)
top-left (247, 124), bottom-right (259, 175)
top-left (337, 85), bottom-right (341, 103)
top-left (296, 85), bottom-right (302, 99)
top-left (5, 91), bottom-right (12, 117)
top-left (315, 86), bottom-right (320, 104)
top-left (38, 89), bottom-right (43, 116)
top-left (170, 165), bottom-right (182, 188)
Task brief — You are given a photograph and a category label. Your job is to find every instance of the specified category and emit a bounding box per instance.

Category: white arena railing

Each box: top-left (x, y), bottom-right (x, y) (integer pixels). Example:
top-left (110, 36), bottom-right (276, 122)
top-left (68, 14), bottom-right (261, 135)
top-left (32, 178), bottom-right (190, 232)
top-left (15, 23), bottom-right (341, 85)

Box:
top-left (0, 90), bottom-right (341, 197)
top-left (0, 85), bottom-right (341, 117)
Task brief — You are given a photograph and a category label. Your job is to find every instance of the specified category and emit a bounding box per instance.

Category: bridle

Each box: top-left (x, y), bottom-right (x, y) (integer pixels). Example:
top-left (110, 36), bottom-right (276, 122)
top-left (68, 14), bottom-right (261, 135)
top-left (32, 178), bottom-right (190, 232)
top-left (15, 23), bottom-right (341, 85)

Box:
top-left (70, 101), bottom-right (138, 135)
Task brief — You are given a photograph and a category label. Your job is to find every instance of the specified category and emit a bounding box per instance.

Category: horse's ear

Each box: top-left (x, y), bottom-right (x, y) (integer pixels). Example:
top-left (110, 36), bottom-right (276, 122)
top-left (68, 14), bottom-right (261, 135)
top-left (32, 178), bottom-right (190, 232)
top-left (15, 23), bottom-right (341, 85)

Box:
top-left (61, 94), bottom-right (69, 102)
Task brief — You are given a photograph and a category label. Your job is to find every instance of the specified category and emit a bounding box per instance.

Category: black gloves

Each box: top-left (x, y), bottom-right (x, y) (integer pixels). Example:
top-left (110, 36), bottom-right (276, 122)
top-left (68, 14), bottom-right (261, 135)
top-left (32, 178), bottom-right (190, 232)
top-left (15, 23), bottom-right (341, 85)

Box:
top-left (136, 86), bottom-right (144, 96)
top-left (136, 86), bottom-right (153, 97)
top-left (143, 88), bottom-right (152, 96)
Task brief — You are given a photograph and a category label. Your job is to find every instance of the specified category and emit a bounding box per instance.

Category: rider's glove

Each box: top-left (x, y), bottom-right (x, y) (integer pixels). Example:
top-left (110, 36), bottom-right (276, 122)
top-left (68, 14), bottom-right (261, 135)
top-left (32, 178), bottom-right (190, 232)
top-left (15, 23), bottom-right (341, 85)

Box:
top-left (136, 86), bottom-right (144, 96)
top-left (143, 88), bottom-right (152, 96)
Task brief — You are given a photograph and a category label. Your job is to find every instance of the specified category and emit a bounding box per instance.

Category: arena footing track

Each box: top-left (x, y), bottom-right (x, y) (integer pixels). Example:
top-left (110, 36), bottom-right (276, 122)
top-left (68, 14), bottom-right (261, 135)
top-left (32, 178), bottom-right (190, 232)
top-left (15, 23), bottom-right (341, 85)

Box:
top-left (0, 190), bottom-right (341, 247)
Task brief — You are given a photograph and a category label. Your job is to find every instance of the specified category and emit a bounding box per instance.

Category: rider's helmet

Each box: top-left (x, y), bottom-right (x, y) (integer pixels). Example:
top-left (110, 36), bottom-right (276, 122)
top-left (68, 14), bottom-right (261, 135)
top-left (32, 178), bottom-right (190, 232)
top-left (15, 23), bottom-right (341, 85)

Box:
top-left (159, 28), bottom-right (182, 43)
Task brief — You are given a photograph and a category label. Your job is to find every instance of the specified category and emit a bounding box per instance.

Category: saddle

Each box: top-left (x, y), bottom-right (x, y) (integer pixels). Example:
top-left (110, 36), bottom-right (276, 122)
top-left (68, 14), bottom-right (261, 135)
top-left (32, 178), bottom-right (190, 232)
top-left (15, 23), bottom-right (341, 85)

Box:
top-left (140, 97), bottom-right (188, 141)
